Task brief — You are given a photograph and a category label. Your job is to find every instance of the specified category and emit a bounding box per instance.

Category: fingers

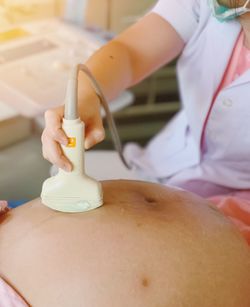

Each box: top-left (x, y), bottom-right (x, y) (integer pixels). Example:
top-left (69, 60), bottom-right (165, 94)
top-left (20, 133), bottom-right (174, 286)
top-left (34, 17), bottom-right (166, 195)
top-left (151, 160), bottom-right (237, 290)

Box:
top-left (42, 100), bottom-right (105, 170)
top-left (84, 115), bottom-right (105, 149)
top-left (42, 108), bottom-right (72, 172)
top-left (42, 130), bottom-right (72, 172)
top-left (77, 93), bottom-right (106, 149)
top-left (0, 201), bottom-right (9, 215)
top-left (44, 109), bottom-right (68, 146)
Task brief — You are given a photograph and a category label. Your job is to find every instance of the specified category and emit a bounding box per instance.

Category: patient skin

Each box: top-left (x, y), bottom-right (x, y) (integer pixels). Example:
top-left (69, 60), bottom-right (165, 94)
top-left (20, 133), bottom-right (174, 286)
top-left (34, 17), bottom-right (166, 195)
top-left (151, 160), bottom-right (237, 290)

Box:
top-left (0, 180), bottom-right (250, 307)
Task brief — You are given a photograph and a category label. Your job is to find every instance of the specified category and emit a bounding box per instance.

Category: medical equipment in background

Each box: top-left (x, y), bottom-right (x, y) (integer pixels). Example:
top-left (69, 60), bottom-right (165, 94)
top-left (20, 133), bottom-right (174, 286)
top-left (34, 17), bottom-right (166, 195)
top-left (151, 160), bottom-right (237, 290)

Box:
top-left (0, 101), bottom-right (32, 149)
top-left (0, 0), bottom-right (61, 26)
top-left (0, 19), bottom-right (133, 117)
top-left (41, 64), bottom-right (130, 213)
top-left (64, 0), bottom-right (86, 25)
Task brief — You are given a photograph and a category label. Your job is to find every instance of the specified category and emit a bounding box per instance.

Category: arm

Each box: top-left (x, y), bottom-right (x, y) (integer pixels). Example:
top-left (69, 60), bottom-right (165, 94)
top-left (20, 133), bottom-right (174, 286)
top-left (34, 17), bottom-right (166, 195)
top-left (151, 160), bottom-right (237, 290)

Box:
top-left (80, 12), bottom-right (184, 100)
top-left (42, 13), bottom-right (184, 171)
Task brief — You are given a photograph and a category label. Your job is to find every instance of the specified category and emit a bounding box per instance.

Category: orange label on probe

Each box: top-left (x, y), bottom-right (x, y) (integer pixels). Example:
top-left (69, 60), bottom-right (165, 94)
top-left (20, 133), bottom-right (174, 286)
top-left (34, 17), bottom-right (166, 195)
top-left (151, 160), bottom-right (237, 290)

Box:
top-left (67, 137), bottom-right (76, 148)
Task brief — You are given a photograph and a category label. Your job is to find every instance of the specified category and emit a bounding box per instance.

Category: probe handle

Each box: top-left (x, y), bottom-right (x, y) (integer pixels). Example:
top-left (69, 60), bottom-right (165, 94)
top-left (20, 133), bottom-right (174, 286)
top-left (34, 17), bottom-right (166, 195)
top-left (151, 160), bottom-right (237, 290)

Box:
top-left (60, 118), bottom-right (84, 175)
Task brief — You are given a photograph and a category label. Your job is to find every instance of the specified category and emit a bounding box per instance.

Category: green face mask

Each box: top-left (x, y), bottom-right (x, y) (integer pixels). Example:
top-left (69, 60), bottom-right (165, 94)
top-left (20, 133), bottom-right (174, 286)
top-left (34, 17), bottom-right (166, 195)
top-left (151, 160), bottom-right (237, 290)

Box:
top-left (209, 0), bottom-right (250, 22)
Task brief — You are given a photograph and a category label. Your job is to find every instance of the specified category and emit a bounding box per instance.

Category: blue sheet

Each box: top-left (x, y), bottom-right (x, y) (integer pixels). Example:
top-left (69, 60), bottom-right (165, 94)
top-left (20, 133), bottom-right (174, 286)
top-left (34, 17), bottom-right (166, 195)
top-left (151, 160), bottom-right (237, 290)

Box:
top-left (8, 200), bottom-right (28, 208)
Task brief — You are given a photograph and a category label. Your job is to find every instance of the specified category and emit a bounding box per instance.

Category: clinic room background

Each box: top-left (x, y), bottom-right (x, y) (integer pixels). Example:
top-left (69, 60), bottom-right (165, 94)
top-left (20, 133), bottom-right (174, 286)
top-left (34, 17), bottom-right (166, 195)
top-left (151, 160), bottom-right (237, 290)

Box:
top-left (0, 0), bottom-right (179, 200)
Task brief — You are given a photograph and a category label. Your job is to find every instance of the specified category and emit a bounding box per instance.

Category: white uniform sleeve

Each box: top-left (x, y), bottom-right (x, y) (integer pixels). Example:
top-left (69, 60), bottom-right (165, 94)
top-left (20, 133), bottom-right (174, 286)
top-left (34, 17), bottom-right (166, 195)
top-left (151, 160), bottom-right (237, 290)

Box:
top-left (151, 0), bottom-right (201, 43)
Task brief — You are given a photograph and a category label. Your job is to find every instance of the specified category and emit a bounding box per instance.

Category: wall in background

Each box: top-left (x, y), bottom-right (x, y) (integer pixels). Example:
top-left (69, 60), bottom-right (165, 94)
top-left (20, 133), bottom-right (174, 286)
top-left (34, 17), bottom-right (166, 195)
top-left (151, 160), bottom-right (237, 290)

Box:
top-left (0, 1), bottom-right (157, 32)
top-left (85, 0), bottom-right (156, 33)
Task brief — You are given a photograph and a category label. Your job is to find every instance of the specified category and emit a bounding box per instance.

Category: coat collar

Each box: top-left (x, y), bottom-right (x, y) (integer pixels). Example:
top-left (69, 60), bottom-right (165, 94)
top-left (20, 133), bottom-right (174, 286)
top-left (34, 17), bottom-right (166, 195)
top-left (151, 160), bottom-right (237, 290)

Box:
top-left (208, 17), bottom-right (242, 94)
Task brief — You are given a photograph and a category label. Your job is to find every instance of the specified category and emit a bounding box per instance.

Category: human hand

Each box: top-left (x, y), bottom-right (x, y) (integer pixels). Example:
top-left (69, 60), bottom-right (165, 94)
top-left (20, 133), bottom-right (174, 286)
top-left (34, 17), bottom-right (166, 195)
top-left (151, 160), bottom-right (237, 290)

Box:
top-left (0, 201), bottom-right (9, 215)
top-left (41, 94), bottom-right (105, 172)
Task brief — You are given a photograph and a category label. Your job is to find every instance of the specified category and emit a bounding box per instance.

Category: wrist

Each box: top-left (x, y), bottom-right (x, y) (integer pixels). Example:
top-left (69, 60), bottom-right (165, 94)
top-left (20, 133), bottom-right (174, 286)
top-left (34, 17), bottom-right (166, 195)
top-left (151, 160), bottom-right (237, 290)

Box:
top-left (78, 89), bottom-right (100, 107)
top-left (77, 70), bottom-right (101, 105)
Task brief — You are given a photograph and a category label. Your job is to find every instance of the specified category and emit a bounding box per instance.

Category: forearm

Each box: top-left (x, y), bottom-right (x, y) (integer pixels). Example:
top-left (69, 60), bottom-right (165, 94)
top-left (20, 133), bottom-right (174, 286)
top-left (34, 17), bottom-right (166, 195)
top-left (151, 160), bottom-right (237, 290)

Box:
top-left (79, 40), bottom-right (134, 101)
top-left (43, 13), bottom-right (185, 166)
top-left (79, 13), bottom-right (184, 103)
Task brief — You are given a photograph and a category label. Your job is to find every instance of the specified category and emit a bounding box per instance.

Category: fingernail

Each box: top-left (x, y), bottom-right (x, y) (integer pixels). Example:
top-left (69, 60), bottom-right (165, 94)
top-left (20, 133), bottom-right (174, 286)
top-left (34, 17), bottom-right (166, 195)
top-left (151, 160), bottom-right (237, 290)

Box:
top-left (63, 164), bottom-right (72, 172)
top-left (0, 201), bottom-right (8, 211)
top-left (93, 131), bottom-right (104, 141)
top-left (61, 138), bottom-right (68, 146)
top-left (84, 139), bottom-right (91, 150)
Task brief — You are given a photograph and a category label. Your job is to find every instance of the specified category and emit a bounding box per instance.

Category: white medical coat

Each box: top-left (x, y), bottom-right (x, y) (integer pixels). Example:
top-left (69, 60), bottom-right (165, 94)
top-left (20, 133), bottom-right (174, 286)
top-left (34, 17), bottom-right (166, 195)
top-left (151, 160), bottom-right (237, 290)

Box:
top-left (124, 0), bottom-right (250, 189)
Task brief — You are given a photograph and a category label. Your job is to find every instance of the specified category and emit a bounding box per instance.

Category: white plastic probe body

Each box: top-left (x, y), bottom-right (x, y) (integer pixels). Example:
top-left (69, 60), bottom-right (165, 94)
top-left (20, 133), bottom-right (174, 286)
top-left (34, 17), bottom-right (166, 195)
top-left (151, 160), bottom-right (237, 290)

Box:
top-left (41, 118), bottom-right (103, 213)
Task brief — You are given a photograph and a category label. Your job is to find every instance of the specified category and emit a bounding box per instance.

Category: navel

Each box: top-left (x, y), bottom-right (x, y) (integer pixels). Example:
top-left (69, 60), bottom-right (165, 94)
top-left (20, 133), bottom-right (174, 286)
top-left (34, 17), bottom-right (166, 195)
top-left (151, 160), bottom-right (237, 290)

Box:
top-left (145, 197), bottom-right (157, 204)
top-left (141, 277), bottom-right (150, 288)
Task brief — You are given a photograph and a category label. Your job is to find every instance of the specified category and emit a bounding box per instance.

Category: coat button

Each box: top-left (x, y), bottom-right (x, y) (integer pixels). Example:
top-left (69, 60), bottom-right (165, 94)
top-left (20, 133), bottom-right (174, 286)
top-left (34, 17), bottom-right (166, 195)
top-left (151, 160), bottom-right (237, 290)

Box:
top-left (222, 98), bottom-right (233, 107)
top-left (209, 132), bottom-right (217, 142)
